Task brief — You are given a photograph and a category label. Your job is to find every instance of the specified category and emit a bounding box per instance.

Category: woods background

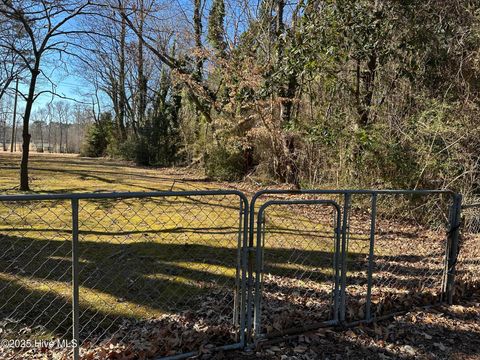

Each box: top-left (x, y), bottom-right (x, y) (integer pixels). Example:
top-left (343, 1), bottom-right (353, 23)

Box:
top-left (0, 0), bottom-right (479, 196)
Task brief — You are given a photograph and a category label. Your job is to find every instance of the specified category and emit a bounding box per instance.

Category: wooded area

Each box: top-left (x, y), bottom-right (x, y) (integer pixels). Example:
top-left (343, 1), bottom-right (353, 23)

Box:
top-left (1, 0), bottom-right (479, 195)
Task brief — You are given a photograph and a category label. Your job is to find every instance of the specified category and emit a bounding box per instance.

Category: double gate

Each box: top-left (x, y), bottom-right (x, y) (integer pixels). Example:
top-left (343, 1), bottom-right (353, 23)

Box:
top-left (0, 189), bottom-right (472, 359)
top-left (246, 189), bottom-right (462, 344)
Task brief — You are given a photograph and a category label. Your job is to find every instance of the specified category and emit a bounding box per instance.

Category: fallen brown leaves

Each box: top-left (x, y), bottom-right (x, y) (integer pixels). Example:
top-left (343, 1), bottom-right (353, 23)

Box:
top-left (0, 290), bottom-right (238, 360)
top-left (1, 194), bottom-right (479, 360)
top-left (231, 291), bottom-right (480, 360)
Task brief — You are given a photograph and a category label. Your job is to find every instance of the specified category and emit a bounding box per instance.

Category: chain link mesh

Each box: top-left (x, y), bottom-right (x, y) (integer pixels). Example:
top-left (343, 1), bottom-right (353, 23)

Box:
top-left (0, 193), bottom-right (246, 359)
top-left (360, 193), bottom-right (450, 321)
top-left (77, 194), bottom-right (245, 357)
top-left (1, 190), bottom-right (477, 358)
top-left (0, 199), bottom-right (73, 358)
top-left (457, 200), bottom-right (480, 297)
top-left (251, 191), bottom-right (455, 327)
top-left (254, 202), bottom-right (339, 336)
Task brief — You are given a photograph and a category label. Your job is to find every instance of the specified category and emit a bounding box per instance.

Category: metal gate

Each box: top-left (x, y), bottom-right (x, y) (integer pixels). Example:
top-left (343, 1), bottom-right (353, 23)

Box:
top-left (0, 188), bottom-right (471, 359)
top-left (246, 189), bottom-right (461, 342)
top-left (252, 199), bottom-right (342, 338)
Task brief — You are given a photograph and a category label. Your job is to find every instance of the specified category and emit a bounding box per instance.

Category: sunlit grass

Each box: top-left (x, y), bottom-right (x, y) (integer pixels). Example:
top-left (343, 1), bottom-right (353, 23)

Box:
top-left (0, 152), bottom-right (249, 340)
top-left (167, 261), bottom-right (237, 278)
top-left (0, 152), bottom-right (371, 343)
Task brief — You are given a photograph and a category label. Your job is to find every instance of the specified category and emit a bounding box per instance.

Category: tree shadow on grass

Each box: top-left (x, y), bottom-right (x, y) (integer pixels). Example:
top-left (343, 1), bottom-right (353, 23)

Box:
top-left (0, 223), bottom-right (470, 358)
top-left (0, 230), bottom-right (351, 341)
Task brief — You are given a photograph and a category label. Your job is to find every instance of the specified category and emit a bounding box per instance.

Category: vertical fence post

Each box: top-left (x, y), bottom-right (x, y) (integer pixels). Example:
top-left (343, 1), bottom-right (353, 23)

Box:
top-left (339, 193), bottom-right (351, 323)
top-left (332, 205), bottom-right (342, 323)
top-left (71, 198), bottom-right (80, 360)
top-left (245, 200), bottom-right (256, 343)
top-left (446, 193), bottom-right (462, 305)
top-left (239, 199), bottom-right (249, 347)
top-left (234, 199), bottom-right (243, 328)
top-left (253, 209), bottom-right (266, 336)
top-left (365, 193), bottom-right (377, 321)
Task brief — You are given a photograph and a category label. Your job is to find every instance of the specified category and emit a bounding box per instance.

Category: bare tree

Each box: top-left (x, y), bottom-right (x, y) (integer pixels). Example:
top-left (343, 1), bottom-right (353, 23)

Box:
top-left (0, 98), bottom-right (7, 151)
top-left (0, 0), bottom-right (94, 190)
top-left (0, 15), bottom-right (26, 103)
top-left (80, 1), bottom-right (129, 140)
top-left (55, 101), bottom-right (71, 153)
top-left (46, 103), bottom-right (53, 152)
top-left (119, 0), bottom-right (218, 123)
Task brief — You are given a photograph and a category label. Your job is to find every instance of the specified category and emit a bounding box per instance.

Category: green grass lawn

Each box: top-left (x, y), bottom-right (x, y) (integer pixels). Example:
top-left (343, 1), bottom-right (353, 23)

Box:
top-left (0, 153), bottom-right (245, 341)
top-left (0, 152), bottom-right (341, 347)
top-left (0, 152), bottom-right (455, 356)
top-left (0, 151), bottom-right (217, 193)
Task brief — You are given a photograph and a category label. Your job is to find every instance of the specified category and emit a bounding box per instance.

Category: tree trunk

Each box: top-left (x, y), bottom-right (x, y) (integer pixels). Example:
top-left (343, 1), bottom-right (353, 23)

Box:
top-left (1, 106), bottom-right (6, 151)
top-left (39, 123), bottom-right (43, 152)
top-left (47, 122), bottom-right (51, 152)
top-left (53, 125), bottom-right (57, 152)
top-left (59, 120), bottom-right (63, 153)
top-left (118, 5), bottom-right (127, 140)
top-left (20, 67), bottom-right (40, 191)
top-left (276, 0), bottom-right (299, 187)
top-left (10, 77), bottom-right (18, 152)
top-left (275, 0), bottom-right (285, 60)
top-left (137, 0), bottom-right (147, 126)
top-left (193, 0), bottom-right (203, 81)
top-left (359, 54), bottom-right (377, 127)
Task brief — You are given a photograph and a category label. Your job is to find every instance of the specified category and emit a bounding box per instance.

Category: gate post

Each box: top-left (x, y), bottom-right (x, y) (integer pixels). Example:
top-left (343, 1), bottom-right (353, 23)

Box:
top-left (365, 193), bottom-right (377, 321)
top-left (339, 193), bottom-right (351, 323)
top-left (245, 200), bottom-right (256, 343)
top-left (446, 193), bottom-right (462, 305)
top-left (253, 208), bottom-right (266, 337)
top-left (71, 198), bottom-right (80, 360)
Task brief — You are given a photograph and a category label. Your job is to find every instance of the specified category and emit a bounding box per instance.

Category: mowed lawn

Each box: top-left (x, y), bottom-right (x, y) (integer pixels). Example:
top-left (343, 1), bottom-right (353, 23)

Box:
top-left (0, 152), bottom-right (338, 344)
top-left (0, 152), bottom-right (452, 348)
top-left (0, 151), bottom-right (217, 193)
top-left (0, 152), bottom-right (247, 340)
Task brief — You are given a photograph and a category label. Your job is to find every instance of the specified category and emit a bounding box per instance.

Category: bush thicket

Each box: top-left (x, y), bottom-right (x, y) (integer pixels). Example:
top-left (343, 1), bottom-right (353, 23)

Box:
top-left (80, 0), bottom-right (479, 197)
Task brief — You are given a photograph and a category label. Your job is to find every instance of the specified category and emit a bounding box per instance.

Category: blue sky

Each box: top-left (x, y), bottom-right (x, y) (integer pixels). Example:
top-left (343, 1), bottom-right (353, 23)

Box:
top-left (9, 32), bottom-right (95, 117)
top-left (11, 56), bottom-right (95, 119)
top-left (11, 0), bottom-right (256, 117)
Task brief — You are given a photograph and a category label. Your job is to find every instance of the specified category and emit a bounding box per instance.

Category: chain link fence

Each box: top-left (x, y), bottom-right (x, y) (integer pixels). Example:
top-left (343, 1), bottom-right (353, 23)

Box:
top-left (0, 191), bottom-right (248, 359)
top-left (252, 200), bottom-right (341, 338)
top-left (457, 200), bottom-right (480, 298)
top-left (0, 199), bottom-right (73, 359)
top-left (344, 192), bottom-right (454, 323)
top-left (247, 189), bottom-right (459, 339)
top-left (0, 189), bottom-right (476, 359)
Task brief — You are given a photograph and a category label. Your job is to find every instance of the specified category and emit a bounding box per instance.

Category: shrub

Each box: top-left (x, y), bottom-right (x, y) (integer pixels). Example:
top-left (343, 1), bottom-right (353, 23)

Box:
top-left (205, 145), bottom-right (247, 181)
top-left (80, 112), bottom-right (113, 157)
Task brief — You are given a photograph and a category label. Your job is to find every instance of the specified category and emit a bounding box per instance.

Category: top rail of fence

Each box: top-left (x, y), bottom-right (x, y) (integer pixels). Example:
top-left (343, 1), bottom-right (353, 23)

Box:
top-left (251, 188), bottom-right (455, 204)
top-left (256, 199), bottom-right (342, 216)
top-left (462, 203), bottom-right (480, 209)
top-left (0, 188), bottom-right (455, 202)
top-left (248, 188), bottom-right (456, 235)
top-left (0, 189), bottom-right (249, 203)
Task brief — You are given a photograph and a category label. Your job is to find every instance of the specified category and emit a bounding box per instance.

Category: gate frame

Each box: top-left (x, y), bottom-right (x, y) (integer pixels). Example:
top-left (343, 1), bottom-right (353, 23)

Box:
top-left (252, 199), bottom-right (342, 338)
top-left (247, 189), bottom-right (459, 342)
